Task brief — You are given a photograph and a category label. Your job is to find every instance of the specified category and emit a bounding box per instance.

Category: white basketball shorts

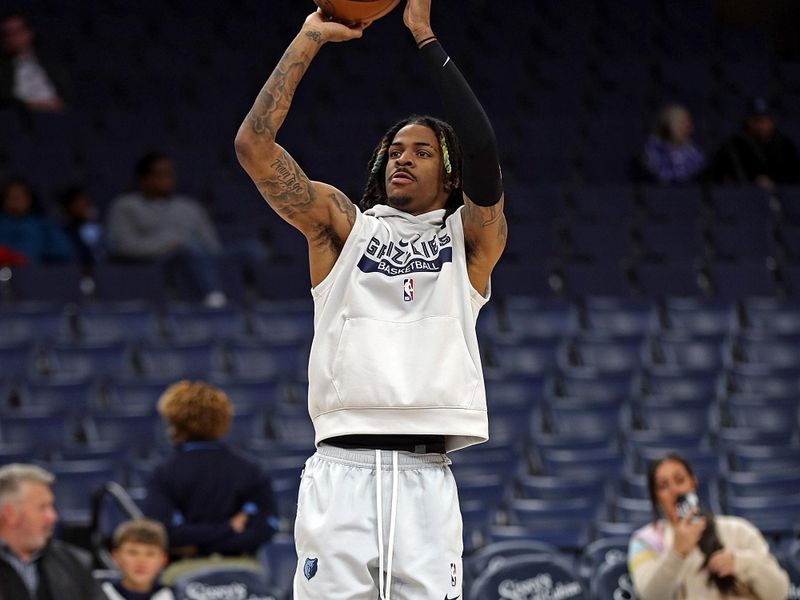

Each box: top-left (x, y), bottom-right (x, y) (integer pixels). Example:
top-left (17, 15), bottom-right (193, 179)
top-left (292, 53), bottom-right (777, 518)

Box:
top-left (292, 445), bottom-right (464, 600)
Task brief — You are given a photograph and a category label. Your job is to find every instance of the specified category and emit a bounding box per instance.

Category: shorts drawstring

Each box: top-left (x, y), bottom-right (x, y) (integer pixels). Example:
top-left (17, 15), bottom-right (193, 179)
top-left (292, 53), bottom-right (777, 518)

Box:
top-left (375, 450), bottom-right (399, 600)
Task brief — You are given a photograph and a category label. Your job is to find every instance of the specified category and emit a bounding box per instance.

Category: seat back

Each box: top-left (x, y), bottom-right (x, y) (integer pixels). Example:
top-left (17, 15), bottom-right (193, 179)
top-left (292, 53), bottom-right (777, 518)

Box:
top-left (469, 554), bottom-right (587, 600)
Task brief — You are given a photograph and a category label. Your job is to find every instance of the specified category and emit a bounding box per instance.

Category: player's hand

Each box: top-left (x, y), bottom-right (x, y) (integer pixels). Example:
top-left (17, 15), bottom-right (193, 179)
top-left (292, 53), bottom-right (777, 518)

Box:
top-left (707, 550), bottom-right (736, 578)
top-left (403, 0), bottom-right (434, 43)
top-left (303, 10), bottom-right (372, 43)
top-left (672, 508), bottom-right (706, 557)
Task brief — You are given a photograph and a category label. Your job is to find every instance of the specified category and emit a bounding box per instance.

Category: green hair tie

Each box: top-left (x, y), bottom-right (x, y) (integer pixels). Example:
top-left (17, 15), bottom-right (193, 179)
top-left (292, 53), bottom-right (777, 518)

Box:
top-left (439, 134), bottom-right (452, 174)
top-left (371, 142), bottom-right (388, 173)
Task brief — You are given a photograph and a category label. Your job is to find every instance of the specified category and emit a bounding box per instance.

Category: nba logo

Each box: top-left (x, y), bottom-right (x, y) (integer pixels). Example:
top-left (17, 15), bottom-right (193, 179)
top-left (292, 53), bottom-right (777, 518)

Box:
top-left (403, 278), bottom-right (414, 301)
top-left (450, 562), bottom-right (457, 587)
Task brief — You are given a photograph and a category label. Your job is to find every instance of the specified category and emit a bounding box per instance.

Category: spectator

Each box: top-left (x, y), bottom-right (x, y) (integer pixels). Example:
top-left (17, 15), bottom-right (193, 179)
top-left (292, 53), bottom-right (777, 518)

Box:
top-left (59, 184), bottom-right (105, 268)
top-left (143, 381), bottom-right (278, 574)
top-left (628, 453), bottom-right (789, 600)
top-left (0, 463), bottom-right (104, 600)
top-left (0, 13), bottom-right (66, 111)
top-left (0, 177), bottom-right (75, 264)
top-left (640, 103), bottom-right (705, 184)
top-left (106, 152), bottom-right (229, 307)
top-left (102, 518), bottom-right (174, 600)
top-left (707, 96), bottom-right (800, 190)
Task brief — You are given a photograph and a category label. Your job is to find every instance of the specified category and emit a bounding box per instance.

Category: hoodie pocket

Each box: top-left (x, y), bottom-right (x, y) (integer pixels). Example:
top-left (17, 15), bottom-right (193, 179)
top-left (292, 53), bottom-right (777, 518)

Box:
top-left (331, 316), bottom-right (479, 410)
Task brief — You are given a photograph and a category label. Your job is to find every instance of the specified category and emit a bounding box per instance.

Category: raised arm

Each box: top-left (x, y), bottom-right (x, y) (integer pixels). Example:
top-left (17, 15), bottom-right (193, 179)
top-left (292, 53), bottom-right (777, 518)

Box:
top-left (405, 0), bottom-right (506, 295)
top-left (234, 12), bottom-right (368, 285)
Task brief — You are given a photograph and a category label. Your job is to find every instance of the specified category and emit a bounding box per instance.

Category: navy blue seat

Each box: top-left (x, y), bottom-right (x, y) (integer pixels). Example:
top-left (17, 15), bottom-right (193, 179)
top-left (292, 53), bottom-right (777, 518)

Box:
top-left (708, 223), bottom-right (775, 262)
top-left (92, 263), bottom-right (167, 304)
top-left (75, 302), bottom-right (161, 342)
top-left (723, 471), bottom-right (800, 498)
top-left (639, 185), bottom-right (705, 223)
top-left (648, 334), bottom-right (727, 372)
top-left (634, 396), bottom-right (713, 436)
top-left (48, 340), bottom-right (133, 379)
top-left (735, 335), bottom-right (800, 367)
top-left (634, 262), bottom-right (701, 297)
top-left (612, 496), bottom-right (653, 528)
top-left (85, 410), bottom-right (162, 455)
top-left (539, 447), bottom-right (624, 479)
top-left (724, 393), bottom-right (798, 433)
top-left (18, 378), bottom-right (96, 414)
top-left (164, 305), bottom-right (247, 342)
top-left (469, 553), bottom-right (588, 600)
top-left (558, 263), bottom-right (635, 298)
top-left (555, 367), bottom-right (635, 401)
top-left (725, 493), bottom-right (800, 538)
top-left (582, 297), bottom-right (659, 336)
top-left (563, 222), bottom-right (633, 263)
top-left (0, 302), bottom-right (67, 340)
top-left (570, 186), bottom-right (637, 223)
top-left (578, 536), bottom-right (629, 585)
top-left (517, 474), bottom-right (607, 503)
top-left (226, 342), bottom-right (303, 380)
top-left (0, 339), bottom-right (36, 375)
top-left (726, 444), bottom-right (800, 472)
top-left (253, 261), bottom-right (311, 300)
top-left (726, 363), bottom-right (800, 395)
top-left (258, 534), bottom-right (296, 600)
top-left (465, 540), bottom-right (559, 584)
top-left (741, 298), bottom-right (800, 335)
top-left (0, 409), bottom-right (77, 454)
top-left (566, 333), bottom-right (645, 372)
top-left (49, 459), bottom-right (121, 524)
top-left (707, 185), bottom-right (773, 224)
top-left (250, 301), bottom-right (314, 345)
top-left (663, 298), bottom-right (738, 336)
top-left (489, 337), bottom-right (561, 376)
top-left (590, 559), bottom-right (637, 600)
top-left (490, 263), bottom-right (556, 298)
top-left (635, 221), bottom-right (703, 262)
top-left (706, 261), bottom-right (778, 300)
top-left (8, 264), bottom-right (85, 303)
top-left (546, 397), bottom-right (623, 438)
top-left (172, 564), bottom-right (274, 600)
top-left (137, 341), bottom-right (223, 379)
top-left (503, 297), bottom-right (580, 339)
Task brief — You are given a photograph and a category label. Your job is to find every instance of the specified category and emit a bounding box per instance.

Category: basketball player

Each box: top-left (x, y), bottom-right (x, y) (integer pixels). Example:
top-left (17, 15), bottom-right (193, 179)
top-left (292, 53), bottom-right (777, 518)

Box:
top-left (234, 1), bottom-right (505, 598)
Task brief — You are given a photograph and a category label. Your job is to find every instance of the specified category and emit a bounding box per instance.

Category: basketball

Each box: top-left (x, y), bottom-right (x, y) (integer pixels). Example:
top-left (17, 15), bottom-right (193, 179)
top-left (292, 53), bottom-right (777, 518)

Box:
top-left (314, 0), bottom-right (401, 23)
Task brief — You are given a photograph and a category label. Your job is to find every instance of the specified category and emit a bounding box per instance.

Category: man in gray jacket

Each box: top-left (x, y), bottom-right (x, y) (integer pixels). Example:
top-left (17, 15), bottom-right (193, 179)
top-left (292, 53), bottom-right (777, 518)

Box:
top-left (0, 463), bottom-right (103, 600)
top-left (107, 152), bottom-right (228, 307)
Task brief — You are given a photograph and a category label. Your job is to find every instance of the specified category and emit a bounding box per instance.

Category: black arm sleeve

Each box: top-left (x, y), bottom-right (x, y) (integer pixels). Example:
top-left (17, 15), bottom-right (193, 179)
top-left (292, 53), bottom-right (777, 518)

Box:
top-left (420, 40), bottom-right (503, 207)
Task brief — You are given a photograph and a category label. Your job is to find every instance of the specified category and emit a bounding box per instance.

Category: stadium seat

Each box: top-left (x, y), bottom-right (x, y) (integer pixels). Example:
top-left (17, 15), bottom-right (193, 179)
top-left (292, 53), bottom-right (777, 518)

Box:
top-left (171, 564), bottom-right (275, 600)
top-left (517, 473), bottom-right (607, 503)
top-left (589, 559), bottom-right (637, 600)
top-left (465, 539), bottom-right (559, 585)
top-left (582, 297), bottom-right (659, 336)
top-left (469, 553), bottom-right (588, 600)
top-left (577, 536), bottom-right (629, 584)
top-left (258, 534), bottom-right (296, 600)
top-left (49, 459), bottom-right (122, 524)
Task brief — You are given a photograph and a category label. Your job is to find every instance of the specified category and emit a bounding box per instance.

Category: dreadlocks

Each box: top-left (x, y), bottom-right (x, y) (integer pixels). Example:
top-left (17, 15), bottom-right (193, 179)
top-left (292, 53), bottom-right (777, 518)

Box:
top-left (359, 115), bottom-right (464, 219)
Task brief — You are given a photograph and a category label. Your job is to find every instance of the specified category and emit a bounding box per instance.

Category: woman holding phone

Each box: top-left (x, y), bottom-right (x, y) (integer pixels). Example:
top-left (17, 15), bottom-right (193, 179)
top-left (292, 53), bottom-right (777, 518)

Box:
top-left (627, 453), bottom-right (789, 599)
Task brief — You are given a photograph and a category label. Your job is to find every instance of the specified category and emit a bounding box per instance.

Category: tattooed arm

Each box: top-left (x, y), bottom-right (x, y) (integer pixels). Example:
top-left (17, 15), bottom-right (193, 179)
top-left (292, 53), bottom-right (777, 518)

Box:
top-left (234, 11), bottom-right (368, 285)
top-left (462, 196), bottom-right (507, 295)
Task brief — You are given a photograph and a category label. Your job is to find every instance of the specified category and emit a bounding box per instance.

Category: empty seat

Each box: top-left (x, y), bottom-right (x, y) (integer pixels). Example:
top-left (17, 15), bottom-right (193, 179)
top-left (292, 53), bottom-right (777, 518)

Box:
top-left (558, 263), bottom-right (635, 298)
top-left (634, 261), bottom-right (702, 297)
top-left (137, 341), bottom-right (224, 379)
top-left (92, 263), bottom-right (167, 304)
top-left (705, 261), bottom-right (778, 300)
top-left (639, 185), bottom-right (705, 223)
top-left (164, 305), bottom-right (247, 342)
top-left (582, 297), bottom-right (659, 336)
top-left (663, 298), bottom-right (737, 336)
top-left (589, 558), bottom-right (635, 600)
top-left (707, 185), bottom-right (773, 224)
top-left (724, 393), bottom-right (799, 433)
top-left (470, 553), bottom-right (588, 600)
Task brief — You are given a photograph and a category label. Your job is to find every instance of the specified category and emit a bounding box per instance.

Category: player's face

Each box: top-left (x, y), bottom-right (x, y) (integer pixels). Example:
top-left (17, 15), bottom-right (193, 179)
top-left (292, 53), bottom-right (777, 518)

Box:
top-left (653, 459), bottom-right (697, 524)
top-left (113, 542), bottom-right (167, 593)
top-left (385, 123), bottom-right (451, 215)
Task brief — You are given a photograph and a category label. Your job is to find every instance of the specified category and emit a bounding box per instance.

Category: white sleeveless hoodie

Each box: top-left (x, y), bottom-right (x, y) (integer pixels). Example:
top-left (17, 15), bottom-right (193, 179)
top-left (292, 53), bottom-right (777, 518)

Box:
top-left (308, 204), bottom-right (489, 452)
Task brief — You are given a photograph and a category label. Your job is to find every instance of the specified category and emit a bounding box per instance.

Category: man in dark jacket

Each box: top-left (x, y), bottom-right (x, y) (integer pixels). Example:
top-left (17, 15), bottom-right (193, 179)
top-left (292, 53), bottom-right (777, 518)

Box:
top-left (0, 463), bottom-right (103, 600)
top-left (708, 96), bottom-right (800, 190)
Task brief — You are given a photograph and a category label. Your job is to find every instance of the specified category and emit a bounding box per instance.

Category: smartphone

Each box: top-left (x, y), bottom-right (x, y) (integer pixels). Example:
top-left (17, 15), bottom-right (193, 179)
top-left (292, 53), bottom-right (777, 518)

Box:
top-left (675, 491), bottom-right (699, 519)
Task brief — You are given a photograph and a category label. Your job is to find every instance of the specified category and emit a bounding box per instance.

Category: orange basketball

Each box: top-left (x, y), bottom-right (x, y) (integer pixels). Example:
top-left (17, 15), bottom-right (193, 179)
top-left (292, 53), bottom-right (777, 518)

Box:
top-left (314, 0), bottom-right (401, 23)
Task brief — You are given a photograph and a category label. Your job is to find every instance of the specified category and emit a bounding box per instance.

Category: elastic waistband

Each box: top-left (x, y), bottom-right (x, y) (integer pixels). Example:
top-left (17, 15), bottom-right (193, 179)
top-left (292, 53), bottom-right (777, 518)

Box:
top-left (315, 444), bottom-right (451, 470)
